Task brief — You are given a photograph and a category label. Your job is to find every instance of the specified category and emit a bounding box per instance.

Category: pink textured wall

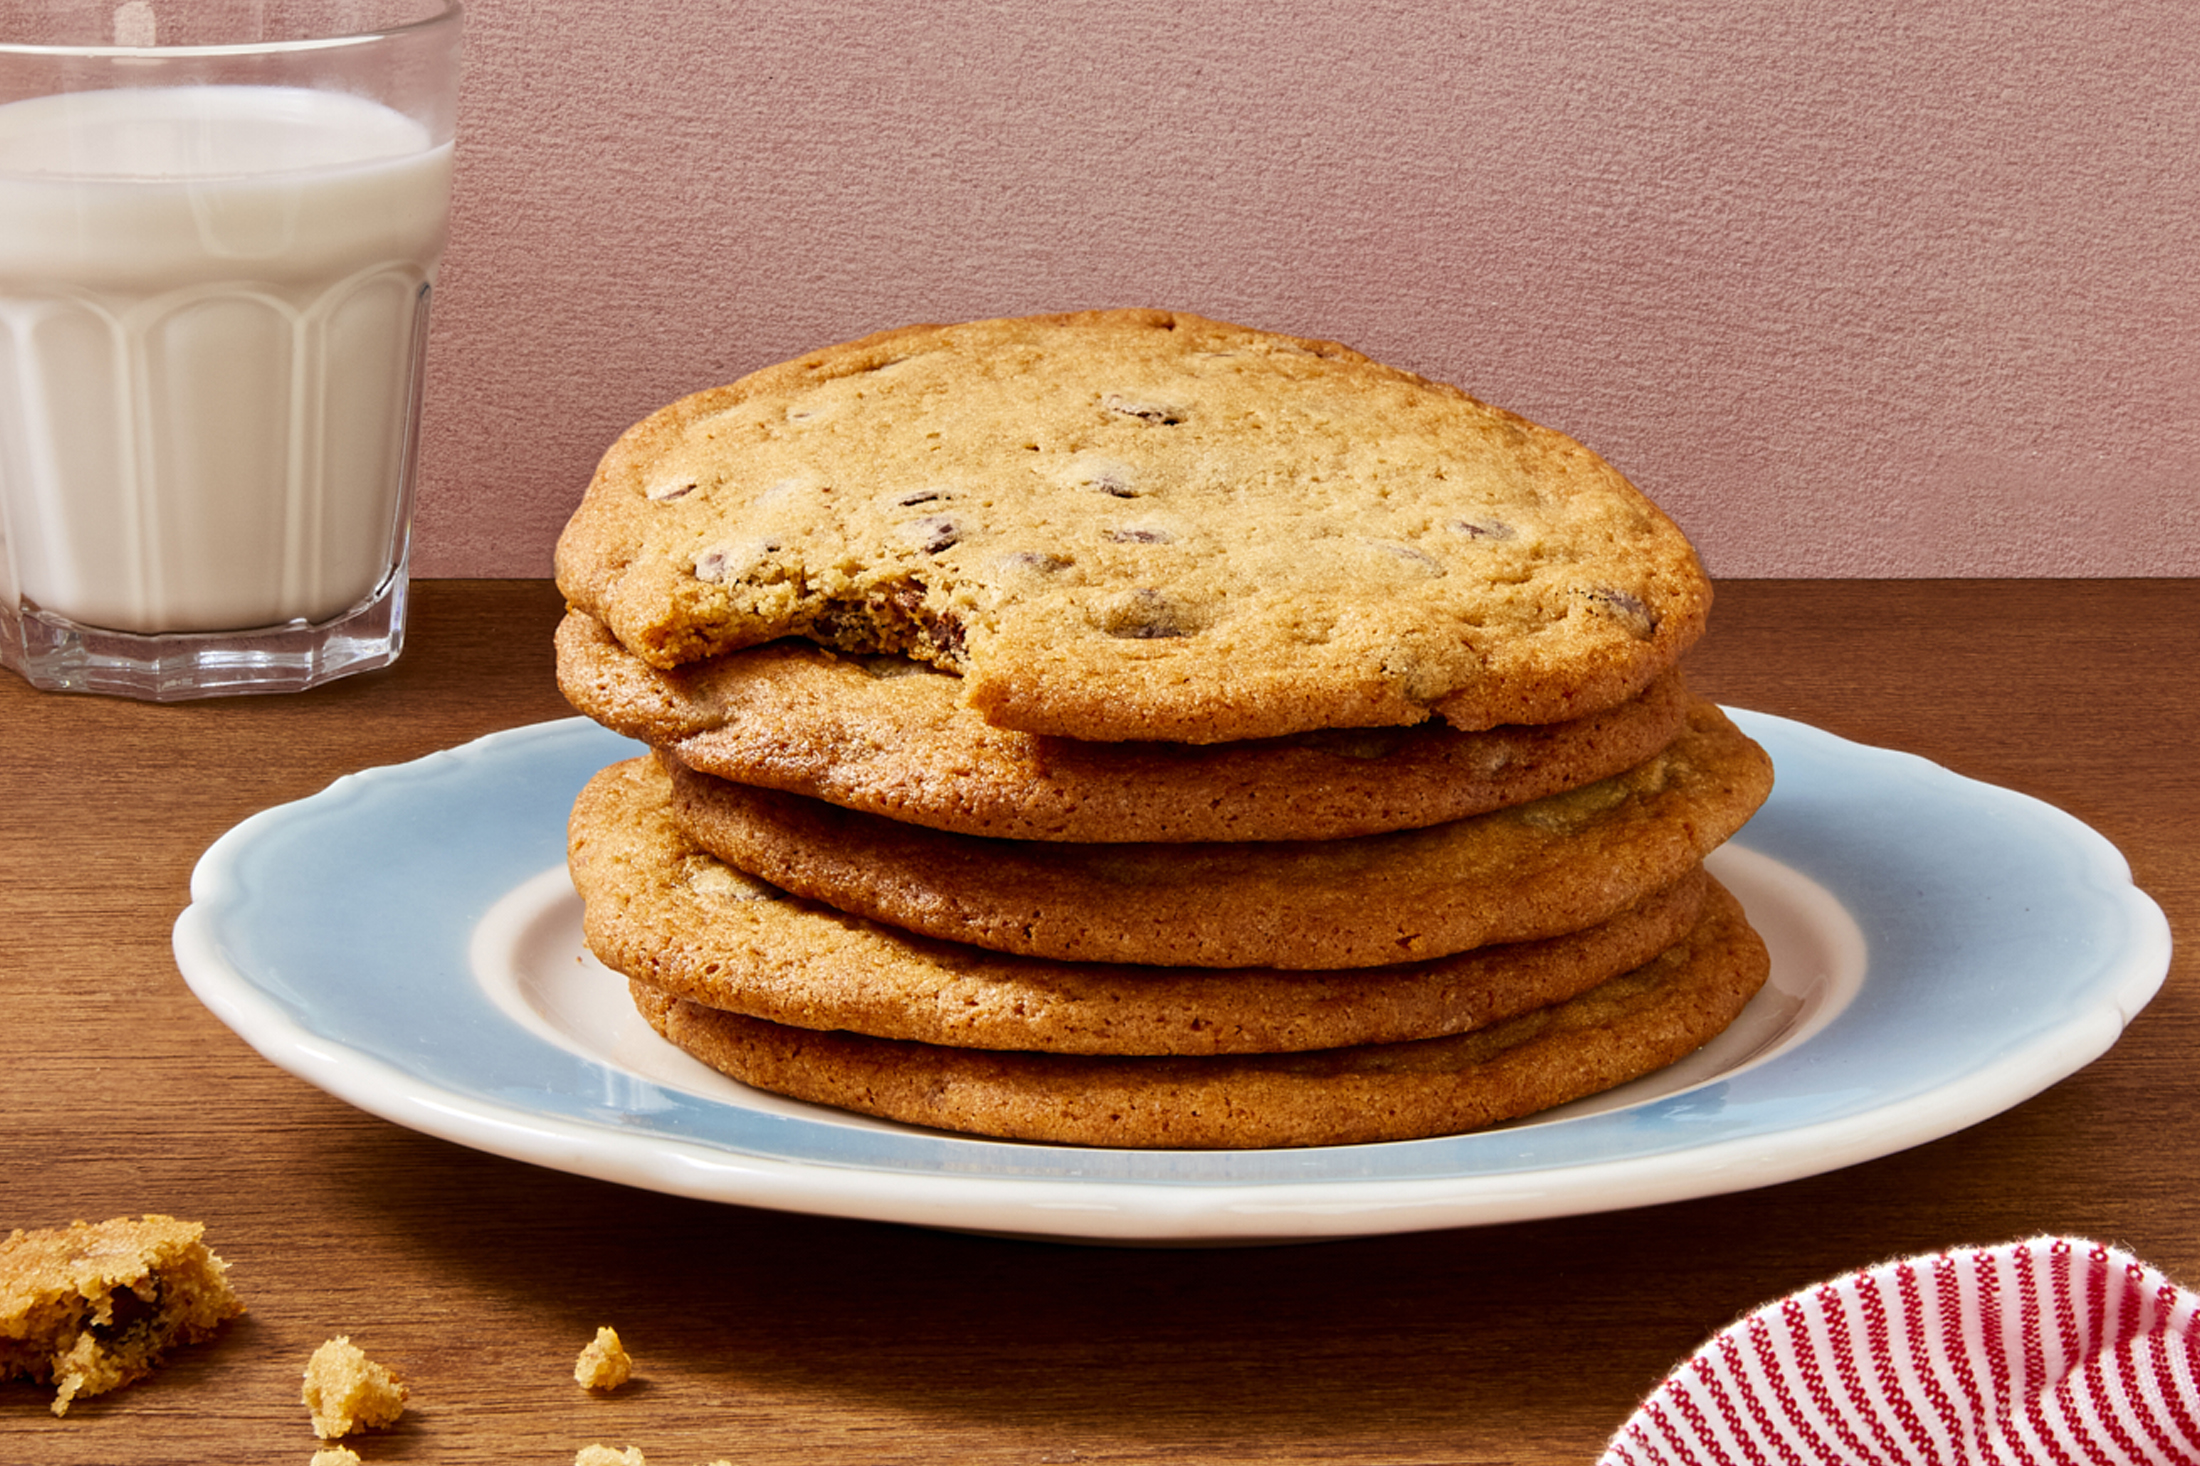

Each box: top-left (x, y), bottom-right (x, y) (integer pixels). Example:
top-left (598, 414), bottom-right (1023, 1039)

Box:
top-left (414, 0), bottom-right (2200, 579)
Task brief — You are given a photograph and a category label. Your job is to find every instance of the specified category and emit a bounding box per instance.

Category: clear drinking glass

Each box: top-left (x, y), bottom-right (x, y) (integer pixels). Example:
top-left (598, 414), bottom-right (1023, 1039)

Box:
top-left (0, 0), bottom-right (462, 698)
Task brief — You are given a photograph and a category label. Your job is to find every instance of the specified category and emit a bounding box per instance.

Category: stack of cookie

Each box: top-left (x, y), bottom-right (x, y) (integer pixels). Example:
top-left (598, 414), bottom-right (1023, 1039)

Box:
top-left (552, 309), bottom-right (1774, 1149)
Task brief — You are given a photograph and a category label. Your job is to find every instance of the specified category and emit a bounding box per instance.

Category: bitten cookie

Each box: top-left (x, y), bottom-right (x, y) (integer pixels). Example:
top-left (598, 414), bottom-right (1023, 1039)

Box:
top-left (631, 879), bottom-right (1771, 1149)
top-left (665, 701), bottom-right (1772, 969)
top-left (570, 754), bottom-right (1715, 1055)
top-left (556, 608), bottom-right (1695, 842)
top-left (556, 309), bottom-right (1711, 742)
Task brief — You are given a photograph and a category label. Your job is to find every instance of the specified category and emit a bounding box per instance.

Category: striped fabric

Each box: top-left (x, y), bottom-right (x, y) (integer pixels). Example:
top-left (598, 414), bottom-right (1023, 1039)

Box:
top-left (1603, 1238), bottom-right (2200, 1466)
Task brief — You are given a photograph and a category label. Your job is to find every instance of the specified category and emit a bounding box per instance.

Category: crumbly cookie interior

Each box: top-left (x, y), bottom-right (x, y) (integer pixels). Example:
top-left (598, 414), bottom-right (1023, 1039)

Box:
top-left (0, 1214), bottom-right (243, 1416)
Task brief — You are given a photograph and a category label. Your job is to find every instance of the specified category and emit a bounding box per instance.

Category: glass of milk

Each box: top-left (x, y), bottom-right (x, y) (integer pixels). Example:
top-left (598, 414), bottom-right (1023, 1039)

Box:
top-left (0, 1), bottom-right (461, 699)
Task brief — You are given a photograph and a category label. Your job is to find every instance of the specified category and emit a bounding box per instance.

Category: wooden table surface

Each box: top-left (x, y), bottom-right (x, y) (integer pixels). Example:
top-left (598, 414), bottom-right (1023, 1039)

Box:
top-left (3, 578), bottom-right (2193, 1465)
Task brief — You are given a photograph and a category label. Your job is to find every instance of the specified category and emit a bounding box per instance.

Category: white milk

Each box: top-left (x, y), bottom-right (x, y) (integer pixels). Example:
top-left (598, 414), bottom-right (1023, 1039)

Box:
top-left (0, 85), bottom-right (452, 633)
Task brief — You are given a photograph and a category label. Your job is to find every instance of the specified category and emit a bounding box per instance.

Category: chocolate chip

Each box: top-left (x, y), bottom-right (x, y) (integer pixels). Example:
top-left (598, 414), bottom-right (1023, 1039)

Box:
top-left (1448, 518), bottom-right (1516, 540)
top-left (884, 579), bottom-right (926, 621)
top-left (90, 1283), bottom-right (159, 1342)
top-left (647, 480), bottom-right (697, 502)
top-left (900, 516), bottom-right (962, 554)
top-left (1103, 394), bottom-right (1187, 426)
top-left (1106, 527), bottom-right (1173, 544)
top-left (923, 605), bottom-right (967, 659)
top-left (1057, 457), bottom-right (1140, 497)
top-left (694, 538), bottom-right (782, 583)
top-left (897, 489), bottom-right (949, 507)
top-left (811, 575), bottom-right (970, 668)
top-left (1101, 588), bottom-right (1190, 639)
top-left (879, 578), bottom-right (966, 657)
top-left (1373, 541), bottom-right (1442, 572)
top-left (1582, 586), bottom-right (1658, 637)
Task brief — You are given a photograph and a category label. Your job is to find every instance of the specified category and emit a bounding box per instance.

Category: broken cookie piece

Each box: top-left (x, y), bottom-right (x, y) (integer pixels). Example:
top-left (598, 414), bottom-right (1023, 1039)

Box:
top-left (575, 1447), bottom-right (647, 1466)
top-left (574, 1325), bottom-right (633, 1391)
top-left (302, 1335), bottom-right (407, 1438)
top-left (0, 1213), bottom-right (244, 1416)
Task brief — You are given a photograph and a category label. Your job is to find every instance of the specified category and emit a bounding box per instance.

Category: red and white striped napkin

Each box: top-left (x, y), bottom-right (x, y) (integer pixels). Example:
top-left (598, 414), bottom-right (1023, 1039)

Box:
top-left (1602, 1237), bottom-right (2200, 1466)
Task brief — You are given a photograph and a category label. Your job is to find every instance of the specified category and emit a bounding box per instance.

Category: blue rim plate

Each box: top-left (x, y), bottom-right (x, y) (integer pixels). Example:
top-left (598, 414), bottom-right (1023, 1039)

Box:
top-left (172, 711), bottom-right (2170, 1244)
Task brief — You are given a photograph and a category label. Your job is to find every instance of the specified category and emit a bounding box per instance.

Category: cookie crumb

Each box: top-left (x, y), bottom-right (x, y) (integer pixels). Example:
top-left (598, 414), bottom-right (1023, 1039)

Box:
top-left (0, 1214), bottom-right (244, 1416)
top-left (575, 1447), bottom-right (646, 1466)
top-left (310, 1448), bottom-right (364, 1466)
top-left (574, 1325), bottom-right (633, 1390)
top-left (301, 1336), bottom-right (406, 1438)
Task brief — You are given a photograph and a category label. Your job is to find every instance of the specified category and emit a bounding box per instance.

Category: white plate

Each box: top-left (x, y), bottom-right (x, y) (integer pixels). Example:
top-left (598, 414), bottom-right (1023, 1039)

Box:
top-left (173, 711), bottom-right (2170, 1245)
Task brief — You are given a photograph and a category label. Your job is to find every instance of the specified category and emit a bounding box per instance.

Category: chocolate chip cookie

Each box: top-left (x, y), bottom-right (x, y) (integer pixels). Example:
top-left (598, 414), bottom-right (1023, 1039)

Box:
top-left (556, 309), bottom-right (1711, 742)
top-left (571, 755), bottom-right (1713, 1055)
top-left (629, 878), bottom-right (1770, 1148)
top-left (663, 701), bottom-right (1771, 969)
top-left (556, 608), bottom-right (1696, 842)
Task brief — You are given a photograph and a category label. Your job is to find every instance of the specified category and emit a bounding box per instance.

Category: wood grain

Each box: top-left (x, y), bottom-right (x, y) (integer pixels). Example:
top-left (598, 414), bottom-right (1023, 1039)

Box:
top-left (3, 579), bottom-right (2194, 1465)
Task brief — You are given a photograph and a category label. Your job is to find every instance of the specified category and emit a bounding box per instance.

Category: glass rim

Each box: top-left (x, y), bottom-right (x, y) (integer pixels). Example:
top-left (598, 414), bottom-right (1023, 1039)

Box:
top-left (0, 1), bottom-right (461, 60)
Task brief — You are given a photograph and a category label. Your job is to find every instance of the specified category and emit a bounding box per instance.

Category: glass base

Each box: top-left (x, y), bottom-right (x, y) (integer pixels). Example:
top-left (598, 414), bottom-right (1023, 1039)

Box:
top-left (0, 571), bottom-right (408, 701)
